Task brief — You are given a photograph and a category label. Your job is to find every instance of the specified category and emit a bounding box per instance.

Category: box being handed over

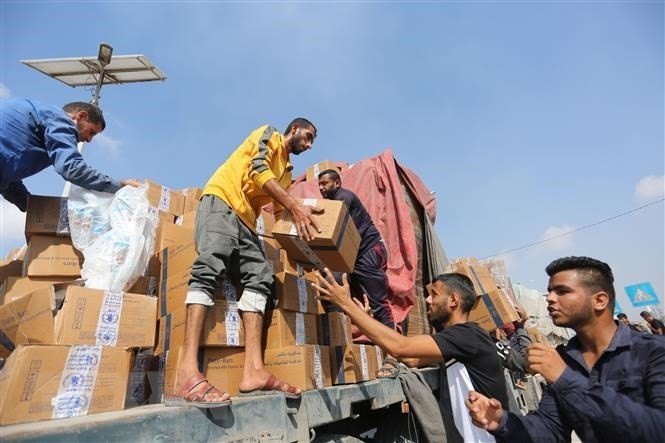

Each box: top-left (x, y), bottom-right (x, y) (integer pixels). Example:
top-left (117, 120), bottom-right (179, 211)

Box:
top-left (272, 198), bottom-right (360, 273)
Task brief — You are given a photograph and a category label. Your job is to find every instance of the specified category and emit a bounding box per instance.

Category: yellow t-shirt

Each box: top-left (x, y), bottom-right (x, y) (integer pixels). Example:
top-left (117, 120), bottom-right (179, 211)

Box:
top-left (203, 125), bottom-right (292, 232)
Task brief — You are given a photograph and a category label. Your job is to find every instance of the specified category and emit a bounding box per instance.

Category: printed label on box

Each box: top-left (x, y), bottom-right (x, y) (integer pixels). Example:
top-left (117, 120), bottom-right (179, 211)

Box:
top-left (342, 316), bottom-right (351, 344)
top-left (359, 345), bottom-right (369, 381)
top-left (297, 277), bottom-right (308, 312)
top-left (52, 345), bottom-right (102, 419)
top-left (95, 292), bottom-right (124, 346)
top-left (256, 215), bottom-right (265, 235)
top-left (313, 345), bottom-right (323, 388)
top-left (375, 346), bottom-right (384, 368)
top-left (295, 312), bottom-right (305, 344)
top-left (159, 186), bottom-right (171, 212)
top-left (303, 198), bottom-right (318, 207)
top-left (225, 302), bottom-right (240, 346)
top-left (222, 281), bottom-right (237, 302)
top-left (57, 199), bottom-right (70, 235)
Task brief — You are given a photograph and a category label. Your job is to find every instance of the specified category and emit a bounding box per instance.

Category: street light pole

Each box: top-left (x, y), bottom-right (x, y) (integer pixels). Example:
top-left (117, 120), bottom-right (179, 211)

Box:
top-left (63, 43), bottom-right (115, 196)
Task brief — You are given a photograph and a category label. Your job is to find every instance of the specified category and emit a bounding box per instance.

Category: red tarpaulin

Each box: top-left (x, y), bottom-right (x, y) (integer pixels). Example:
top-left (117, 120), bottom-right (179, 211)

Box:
top-left (289, 150), bottom-right (436, 325)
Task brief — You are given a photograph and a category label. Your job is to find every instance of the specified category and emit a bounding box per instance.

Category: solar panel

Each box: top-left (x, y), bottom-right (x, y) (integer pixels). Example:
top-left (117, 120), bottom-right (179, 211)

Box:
top-left (21, 54), bottom-right (167, 88)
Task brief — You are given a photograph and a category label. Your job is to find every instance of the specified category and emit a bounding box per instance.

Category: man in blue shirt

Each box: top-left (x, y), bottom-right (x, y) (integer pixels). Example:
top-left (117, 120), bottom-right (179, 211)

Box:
top-left (1, 98), bottom-right (138, 211)
top-left (466, 256), bottom-right (665, 443)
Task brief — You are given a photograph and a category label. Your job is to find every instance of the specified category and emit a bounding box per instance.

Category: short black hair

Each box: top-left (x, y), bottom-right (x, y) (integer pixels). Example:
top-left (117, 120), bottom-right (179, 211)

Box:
top-left (63, 102), bottom-right (106, 130)
top-left (640, 311), bottom-right (651, 318)
top-left (318, 168), bottom-right (340, 182)
top-left (617, 313), bottom-right (628, 320)
top-left (432, 273), bottom-right (476, 313)
top-left (546, 256), bottom-right (615, 303)
top-left (285, 117), bottom-right (316, 137)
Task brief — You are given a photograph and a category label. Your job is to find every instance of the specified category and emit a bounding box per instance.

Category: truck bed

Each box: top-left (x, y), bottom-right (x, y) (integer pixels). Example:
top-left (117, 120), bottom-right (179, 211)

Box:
top-left (1, 368), bottom-right (440, 443)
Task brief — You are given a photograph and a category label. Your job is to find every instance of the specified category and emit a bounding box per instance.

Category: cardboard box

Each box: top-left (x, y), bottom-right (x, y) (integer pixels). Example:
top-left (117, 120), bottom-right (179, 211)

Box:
top-left (127, 276), bottom-right (159, 297)
top-left (145, 180), bottom-right (186, 216)
top-left (330, 344), bottom-right (378, 385)
top-left (23, 235), bottom-right (83, 277)
top-left (159, 237), bottom-right (197, 284)
top-left (25, 195), bottom-right (70, 240)
top-left (265, 309), bottom-right (318, 349)
top-left (527, 327), bottom-right (546, 344)
top-left (0, 259), bottom-right (23, 283)
top-left (0, 276), bottom-right (74, 305)
top-left (125, 348), bottom-right (160, 408)
top-left (275, 272), bottom-right (319, 314)
top-left (468, 288), bottom-right (519, 331)
top-left (305, 160), bottom-right (345, 182)
top-left (317, 312), bottom-right (352, 347)
top-left (447, 258), bottom-right (498, 295)
top-left (179, 188), bottom-right (203, 214)
top-left (158, 267), bottom-right (192, 317)
top-left (54, 287), bottom-right (157, 348)
top-left (156, 223), bottom-right (195, 256)
top-left (0, 286), bottom-right (56, 357)
top-left (163, 346), bottom-right (245, 398)
top-left (155, 300), bottom-right (244, 354)
top-left (272, 199), bottom-right (360, 273)
top-left (157, 269), bottom-right (239, 318)
top-left (0, 344), bottom-right (133, 426)
top-left (264, 345), bottom-right (331, 390)
top-left (175, 210), bottom-right (197, 229)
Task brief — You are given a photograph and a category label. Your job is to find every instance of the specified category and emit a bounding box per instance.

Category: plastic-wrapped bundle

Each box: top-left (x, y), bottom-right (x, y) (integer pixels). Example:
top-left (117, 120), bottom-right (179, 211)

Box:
top-left (67, 184), bottom-right (157, 292)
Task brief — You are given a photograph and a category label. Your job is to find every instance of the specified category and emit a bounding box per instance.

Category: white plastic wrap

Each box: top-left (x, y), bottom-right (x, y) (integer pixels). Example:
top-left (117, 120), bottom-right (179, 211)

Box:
top-left (68, 184), bottom-right (158, 292)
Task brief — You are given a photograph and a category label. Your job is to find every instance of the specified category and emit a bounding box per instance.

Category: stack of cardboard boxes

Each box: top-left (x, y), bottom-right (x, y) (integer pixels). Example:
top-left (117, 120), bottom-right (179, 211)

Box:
top-left (444, 257), bottom-right (520, 331)
top-left (0, 179), bottom-right (388, 427)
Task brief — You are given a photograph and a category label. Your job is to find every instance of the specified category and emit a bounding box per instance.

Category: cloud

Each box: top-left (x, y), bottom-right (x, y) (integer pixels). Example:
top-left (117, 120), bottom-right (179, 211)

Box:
top-left (0, 200), bottom-right (26, 257)
top-left (634, 175), bottom-right (665, 201)
top-left (92, 133), bottom-right (122, 158)
top-left (0, 83), bottom-right (11, 99)
top-left (540, 224), bottom-right (576, 251)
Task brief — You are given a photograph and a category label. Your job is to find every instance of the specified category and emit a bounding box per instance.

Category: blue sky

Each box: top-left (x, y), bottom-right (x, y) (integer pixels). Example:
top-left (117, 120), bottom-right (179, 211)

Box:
top-left (1, 1), bottom-right (663, 321)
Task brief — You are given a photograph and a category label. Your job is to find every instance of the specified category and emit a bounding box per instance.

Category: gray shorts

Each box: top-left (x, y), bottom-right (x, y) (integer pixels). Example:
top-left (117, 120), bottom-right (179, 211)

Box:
top-left (187, 195), bottom-right (273, 313)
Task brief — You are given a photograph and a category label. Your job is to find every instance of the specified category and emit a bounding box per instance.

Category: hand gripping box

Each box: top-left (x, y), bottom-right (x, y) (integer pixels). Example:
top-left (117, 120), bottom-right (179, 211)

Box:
top-left (0, 344), bottom-right (133, 426)
top-left (272, 199), bottom-right (360, 273)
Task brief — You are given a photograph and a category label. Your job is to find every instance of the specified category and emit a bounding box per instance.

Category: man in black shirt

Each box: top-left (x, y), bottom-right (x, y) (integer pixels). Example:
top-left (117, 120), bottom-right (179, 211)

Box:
top-left (313, 270), bottom-right (508, 442)
top-left (318, 169), bottom-right (395, 330)
top-left (640, 311), bottom-right (665, 335)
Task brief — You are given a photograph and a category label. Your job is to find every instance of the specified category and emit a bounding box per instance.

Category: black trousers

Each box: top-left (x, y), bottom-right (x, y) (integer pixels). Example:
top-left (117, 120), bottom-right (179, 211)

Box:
top-left (330, 242), bottom-right (395, 329)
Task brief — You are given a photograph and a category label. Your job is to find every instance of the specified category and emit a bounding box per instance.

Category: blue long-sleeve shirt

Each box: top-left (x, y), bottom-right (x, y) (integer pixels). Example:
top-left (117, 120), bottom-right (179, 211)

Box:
top-left (491, 324), bottom-right (665, 442)
top-left (0, 97), bottom-right (121, 211)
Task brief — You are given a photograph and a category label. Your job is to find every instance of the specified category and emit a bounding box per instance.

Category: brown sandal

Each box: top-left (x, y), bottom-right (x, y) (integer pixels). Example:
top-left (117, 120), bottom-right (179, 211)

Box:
top-left (165, 373), bottom-right (232, 407)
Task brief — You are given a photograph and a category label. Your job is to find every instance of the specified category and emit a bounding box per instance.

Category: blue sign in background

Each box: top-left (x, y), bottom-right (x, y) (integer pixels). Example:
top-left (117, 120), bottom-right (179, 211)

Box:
top-left (625, 282), bottom-right (660, 308)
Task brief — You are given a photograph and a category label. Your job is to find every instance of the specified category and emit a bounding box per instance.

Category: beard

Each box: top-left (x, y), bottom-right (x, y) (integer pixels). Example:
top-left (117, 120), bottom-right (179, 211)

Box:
top-left (427, 309), bottom-right (450, 329)
top-left (288, 133), bottom-right (307, 155)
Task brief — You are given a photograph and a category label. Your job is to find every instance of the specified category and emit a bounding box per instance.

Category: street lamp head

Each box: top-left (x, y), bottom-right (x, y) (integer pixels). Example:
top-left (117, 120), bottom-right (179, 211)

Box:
top-left (98, 43), bottom-right (113, 67)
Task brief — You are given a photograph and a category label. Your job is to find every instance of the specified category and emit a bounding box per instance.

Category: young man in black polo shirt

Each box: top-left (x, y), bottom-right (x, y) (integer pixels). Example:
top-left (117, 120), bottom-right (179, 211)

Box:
top-left (314, 270), bottom-right (508, 442)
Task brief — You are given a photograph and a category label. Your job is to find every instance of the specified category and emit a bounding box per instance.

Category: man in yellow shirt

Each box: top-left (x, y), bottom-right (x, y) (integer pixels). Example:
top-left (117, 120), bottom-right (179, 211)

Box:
top-left (166, 118), bottom-right (320, 407)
